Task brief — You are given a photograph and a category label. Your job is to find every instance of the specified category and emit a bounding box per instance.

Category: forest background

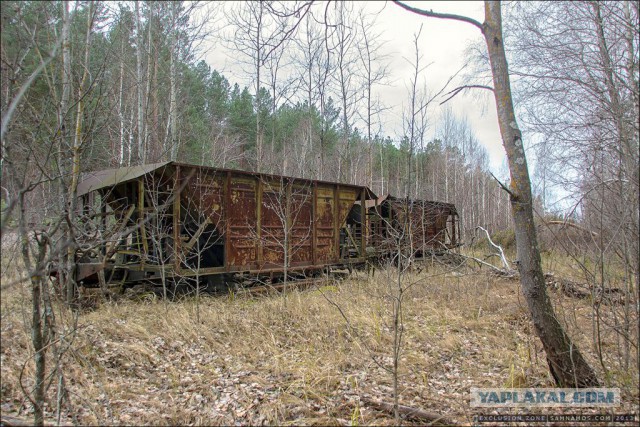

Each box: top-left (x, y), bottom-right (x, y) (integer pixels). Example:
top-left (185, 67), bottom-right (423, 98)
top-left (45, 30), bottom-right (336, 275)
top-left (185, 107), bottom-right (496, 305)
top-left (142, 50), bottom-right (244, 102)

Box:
top-left (1, 1), bottom-right (638, 425)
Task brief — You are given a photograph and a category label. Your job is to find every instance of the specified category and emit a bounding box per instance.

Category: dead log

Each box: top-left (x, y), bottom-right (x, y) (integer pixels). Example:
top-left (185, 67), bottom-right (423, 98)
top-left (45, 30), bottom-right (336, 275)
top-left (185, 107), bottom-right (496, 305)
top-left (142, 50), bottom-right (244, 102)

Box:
top-left (544, 273), bottom-right (625, 305)
top-left (362, 397), bottom-right (455, 425)
top-left (0, 414), bottom-right (72, 427)
top-left (544, 220), bottom-right (598, 237)
top-left (476, 226), bottom-right (511, 271)
top-left (0, 415), bottom-right (33, 427)
top-left (457, 252), bottom-right (518, 278)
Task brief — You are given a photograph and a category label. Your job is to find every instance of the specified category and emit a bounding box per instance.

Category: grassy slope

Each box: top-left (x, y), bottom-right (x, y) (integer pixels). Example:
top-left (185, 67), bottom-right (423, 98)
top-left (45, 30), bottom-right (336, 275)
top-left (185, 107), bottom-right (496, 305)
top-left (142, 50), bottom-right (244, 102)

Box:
top-left (1, 255), bottom-right (638, 425)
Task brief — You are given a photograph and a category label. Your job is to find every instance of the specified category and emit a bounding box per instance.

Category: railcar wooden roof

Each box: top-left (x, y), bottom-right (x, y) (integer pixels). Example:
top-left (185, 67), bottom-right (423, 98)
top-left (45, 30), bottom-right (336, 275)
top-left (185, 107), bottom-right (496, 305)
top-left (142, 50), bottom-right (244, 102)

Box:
top-left (77, 161), bottom-right (377, 199)
top-left (364, 194), bottom-right (458, 215)
top-left (77, 162), bottom-right (170, 196)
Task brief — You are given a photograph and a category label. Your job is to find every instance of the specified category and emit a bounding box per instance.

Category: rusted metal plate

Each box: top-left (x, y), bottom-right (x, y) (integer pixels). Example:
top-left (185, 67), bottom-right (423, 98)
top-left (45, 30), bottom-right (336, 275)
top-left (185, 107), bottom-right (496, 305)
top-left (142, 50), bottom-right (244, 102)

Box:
top-left (315, 185), bottom-right (335, 263)
top-left (338, 188), bottom-right (358, 226)
top-left (183, 170), bottom-right (224, 227)
top-left (261, 184), bottom-right (286, 267)
top-left (228, 176), bottom-right (257, 268)
top-left (290, 187), bottom-right (313, 265)
top-left (76, 262), bottom-right (103, 281)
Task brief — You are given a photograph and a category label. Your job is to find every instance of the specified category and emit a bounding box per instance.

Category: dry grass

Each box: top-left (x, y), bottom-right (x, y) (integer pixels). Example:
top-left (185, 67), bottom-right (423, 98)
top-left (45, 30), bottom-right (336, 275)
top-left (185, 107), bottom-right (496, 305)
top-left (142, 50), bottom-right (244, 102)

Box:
top-left (1, 251), bottom-right (638, 425)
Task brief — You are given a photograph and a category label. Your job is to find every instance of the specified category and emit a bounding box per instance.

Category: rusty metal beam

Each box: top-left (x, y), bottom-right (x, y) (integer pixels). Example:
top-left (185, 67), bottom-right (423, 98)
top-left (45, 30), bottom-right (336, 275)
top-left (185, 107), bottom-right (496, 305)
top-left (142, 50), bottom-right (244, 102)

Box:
top-left (334, 185), bottom-right (340, 261)
top-left (312, 182), bottom-right (317, 266)
top-left (138, 178), bottom-right (148, 264)
top-left (256, 177), bottom-right (263, 266)
top-left (224, 170), bottom-right (231, 272)
top-left (360, 188), bottom-right (366, 257)
top-left (173, 165), bottom-right (181, 273)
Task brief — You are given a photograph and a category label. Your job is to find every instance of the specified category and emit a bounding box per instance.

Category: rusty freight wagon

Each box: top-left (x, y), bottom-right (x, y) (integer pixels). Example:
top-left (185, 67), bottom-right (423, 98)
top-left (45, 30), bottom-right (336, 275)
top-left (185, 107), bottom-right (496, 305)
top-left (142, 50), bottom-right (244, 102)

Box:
top-left (73, 162), bottom-right (376, 294)
top-left (367, 194), bottom-right (459, 259)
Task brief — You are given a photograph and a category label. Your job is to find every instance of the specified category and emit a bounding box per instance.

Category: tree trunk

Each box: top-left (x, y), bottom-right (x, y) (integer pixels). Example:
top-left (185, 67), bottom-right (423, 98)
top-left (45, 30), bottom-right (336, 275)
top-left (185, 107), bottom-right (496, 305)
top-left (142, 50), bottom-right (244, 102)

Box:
top-left (169, 1), bottom-right (178, 161)
top-left (66, 1), bottom-right (94, 305)
top-left (59, 0), bottom-right (73, 305)
top-left (18, 191), bottom-right (49, 426)
top-left (255, 4), bottom-right (263, 173)
top-left (135, 1), bottom-right (145, 164)
top-left (58, 1), bottom-right (71, 204)
top-left (118, 30), bottom-right (126, 166)
top-left (392, 0), bottom-right (601, 387)
top-left (483, 1), bottom-right (599, 387)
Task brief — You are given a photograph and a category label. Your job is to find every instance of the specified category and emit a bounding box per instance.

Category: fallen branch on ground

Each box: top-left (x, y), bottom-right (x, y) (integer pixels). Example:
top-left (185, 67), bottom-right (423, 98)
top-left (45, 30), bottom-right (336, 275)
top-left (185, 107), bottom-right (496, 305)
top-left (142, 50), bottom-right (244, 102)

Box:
top-left (463, 253), bottom-right (518, 278)
top-left (543, 220), bottom-right (598, 237)
top-left (476, 226), bottom-right (511, 271)
top-left (362, 397), bottom-right (455, 425)
top-left (544, 273), bottom-right (625, 305)
top-left (460, 226), bottom-right (518, 277)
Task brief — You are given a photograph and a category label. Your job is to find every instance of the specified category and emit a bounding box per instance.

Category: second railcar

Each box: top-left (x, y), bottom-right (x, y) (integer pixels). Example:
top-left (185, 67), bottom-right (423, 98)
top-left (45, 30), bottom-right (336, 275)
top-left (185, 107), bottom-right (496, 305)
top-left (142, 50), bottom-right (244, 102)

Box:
top-left (367, 194), bottom-right (459, 259)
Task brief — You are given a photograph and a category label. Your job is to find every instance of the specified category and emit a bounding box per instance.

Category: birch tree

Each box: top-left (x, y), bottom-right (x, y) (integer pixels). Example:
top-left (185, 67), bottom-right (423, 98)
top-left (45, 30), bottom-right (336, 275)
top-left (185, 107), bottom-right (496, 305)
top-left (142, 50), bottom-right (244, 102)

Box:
top-left (393, 0), bottom-right (600, 387)
top-left (506, 0), bottom-right (639, 379)
top-left (356, 8), bottom-right (391, 190)
top-left (0, 2), bottom-right (106, 423)
top-left (135, 1), bottom-right (145, 164)
top-left (226, 2), bottom-right (298, 172)
top-left (328, 1), bottom-right (361, 183)
top-left (291, 14), bottom-right (325, 178)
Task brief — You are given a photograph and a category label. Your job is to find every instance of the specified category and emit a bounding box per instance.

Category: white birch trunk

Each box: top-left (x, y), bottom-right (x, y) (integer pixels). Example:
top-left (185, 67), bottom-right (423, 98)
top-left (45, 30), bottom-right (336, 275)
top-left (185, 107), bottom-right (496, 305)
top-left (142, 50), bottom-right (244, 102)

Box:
top-left (135, 1), bottom-right (145, 164)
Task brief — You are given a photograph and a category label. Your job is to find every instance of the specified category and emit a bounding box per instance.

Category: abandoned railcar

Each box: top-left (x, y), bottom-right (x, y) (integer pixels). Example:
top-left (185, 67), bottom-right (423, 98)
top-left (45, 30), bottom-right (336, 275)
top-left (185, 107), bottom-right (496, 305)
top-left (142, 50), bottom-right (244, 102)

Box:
top-left (74, 162), bottom-right (376, 293)
top-left (366, 194), bottom-right (459, 259)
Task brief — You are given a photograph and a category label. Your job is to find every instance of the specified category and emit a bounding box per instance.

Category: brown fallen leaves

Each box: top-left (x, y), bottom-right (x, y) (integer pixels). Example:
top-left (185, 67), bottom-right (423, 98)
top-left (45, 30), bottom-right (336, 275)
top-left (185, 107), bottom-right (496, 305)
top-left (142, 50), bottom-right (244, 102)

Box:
top-left (1, 265), bottom-right (638, 426)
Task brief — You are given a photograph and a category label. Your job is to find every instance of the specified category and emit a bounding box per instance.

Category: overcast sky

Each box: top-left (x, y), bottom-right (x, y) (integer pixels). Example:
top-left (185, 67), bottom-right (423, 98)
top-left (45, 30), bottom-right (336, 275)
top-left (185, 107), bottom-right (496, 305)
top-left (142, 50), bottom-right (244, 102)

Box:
top-left (204, 1), bottom-right (506, 174)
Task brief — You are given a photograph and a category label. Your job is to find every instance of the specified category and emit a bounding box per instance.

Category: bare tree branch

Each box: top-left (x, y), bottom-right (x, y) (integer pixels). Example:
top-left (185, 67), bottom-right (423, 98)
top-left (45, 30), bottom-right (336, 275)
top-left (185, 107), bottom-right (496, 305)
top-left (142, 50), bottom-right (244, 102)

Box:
top-left (440, 84), bottom-right (494, 105)
top-left (391, 0), bottom-right (484, 31)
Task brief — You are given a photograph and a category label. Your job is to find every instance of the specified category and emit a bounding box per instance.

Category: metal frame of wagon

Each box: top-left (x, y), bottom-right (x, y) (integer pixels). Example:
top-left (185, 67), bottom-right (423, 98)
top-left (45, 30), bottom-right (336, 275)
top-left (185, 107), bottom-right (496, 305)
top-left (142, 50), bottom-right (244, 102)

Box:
top-left (75, 162), bottom-right (378, 290)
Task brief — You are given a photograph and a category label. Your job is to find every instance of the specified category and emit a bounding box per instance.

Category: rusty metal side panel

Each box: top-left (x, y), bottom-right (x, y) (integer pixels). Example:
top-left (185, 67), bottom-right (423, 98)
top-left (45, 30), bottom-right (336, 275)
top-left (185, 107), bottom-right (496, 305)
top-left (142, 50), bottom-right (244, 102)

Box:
top-left (315, 185), bottom-right (336, 263)
top-left (177, 169), bottom-right (226, 271)
top-left (181, 170), bottom-right (225, 227)
top-left (290, 185), bottom-right (313, 265)
top-left (228, 174), bottom-right (257, 268)
top-left (423, 203), bottom-right (448, 247)
top-left (370, 198), bottom-right (459, 254)
top-left (405, 201), bottom-right (452, 249)
top-left (260, 182), bottom-right (314, 268)
top-left (314, 185), bottom-right (359, 263)
top-left (261, 182), bottom-right (285, 267)
top-left (338, 187), bottom-right (358, 227)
